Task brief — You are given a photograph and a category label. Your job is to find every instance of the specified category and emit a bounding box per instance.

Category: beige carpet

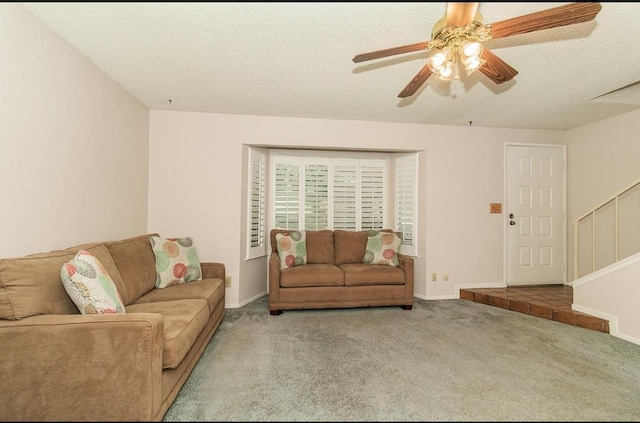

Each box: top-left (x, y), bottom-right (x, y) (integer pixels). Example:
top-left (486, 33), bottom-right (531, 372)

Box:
top-left (163, 295), bottom-right (640, 421)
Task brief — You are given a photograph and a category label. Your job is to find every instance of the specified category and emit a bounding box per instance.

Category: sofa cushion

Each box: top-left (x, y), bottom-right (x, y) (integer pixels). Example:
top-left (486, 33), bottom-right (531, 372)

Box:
top-left (105, 234), bottom-right (159, 305)
top-left (149, 236), bottom-right (202, 288)
top-left (334, 230), bottom-right (368, 265)
top-left (280, 264), bottom-right (344, 288)
top-left (271, 229), bottom-right (335, 265)
top-left (126, 299), bottom-right (209, 369)
top-left (0, 249), bottom-right (79, 320)
top-left (340, 263), bottom-right (406, 286)
top-left (0, 243), bottom-right (123, 320)
top-left (306, 230), bottom-right (335, 264)
top-left (363, 230), bottom-right (402, 267)
top-left (276, 231), bottom-right (307, 270)
top-left (61, 249), bottom-right (126, 315)
top-left (134, 278), bottom-right (224, 316)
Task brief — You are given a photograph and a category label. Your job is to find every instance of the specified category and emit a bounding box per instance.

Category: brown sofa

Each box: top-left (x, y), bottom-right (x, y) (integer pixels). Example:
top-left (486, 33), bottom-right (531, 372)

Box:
top-left (269, 229), bottom-right (414, 314)
top-left (0, 233), bottom-right (225, 422)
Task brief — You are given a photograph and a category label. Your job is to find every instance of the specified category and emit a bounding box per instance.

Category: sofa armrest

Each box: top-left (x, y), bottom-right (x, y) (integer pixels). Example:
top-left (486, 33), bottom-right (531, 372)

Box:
top-left (201, 262), bottom-right (225, 280)
top-left (0, 313), bottom-right (164, 421)
top-left (268, 252), bottom-right (281, 301)
top-left (398, 254), bottom-right (415, 300)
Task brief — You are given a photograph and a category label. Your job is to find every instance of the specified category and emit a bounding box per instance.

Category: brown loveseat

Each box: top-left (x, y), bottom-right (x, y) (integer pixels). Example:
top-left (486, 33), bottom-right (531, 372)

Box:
top-left (269, 229), bottom-right (414, 314)
top-left (0, 233), bottom-right (225, 422)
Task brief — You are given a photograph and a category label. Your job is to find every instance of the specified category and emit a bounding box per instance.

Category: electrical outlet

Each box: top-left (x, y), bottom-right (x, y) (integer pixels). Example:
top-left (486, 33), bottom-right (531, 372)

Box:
top-left (225, 276), bottom-right (232, 287)
top-left (432, 273), bottom-right (437, 282)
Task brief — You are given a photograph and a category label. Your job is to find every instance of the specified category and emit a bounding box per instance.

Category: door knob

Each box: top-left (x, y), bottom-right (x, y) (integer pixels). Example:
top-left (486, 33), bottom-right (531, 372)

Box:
top-left (509, 220), bottom-right (516, 225)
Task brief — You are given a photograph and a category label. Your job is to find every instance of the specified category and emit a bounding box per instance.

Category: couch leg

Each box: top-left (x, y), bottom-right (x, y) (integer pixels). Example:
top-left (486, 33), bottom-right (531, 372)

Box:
top-left (270, 310), bottom-right (283, 316)
top-left (400, 305), bottom-right (413, 310)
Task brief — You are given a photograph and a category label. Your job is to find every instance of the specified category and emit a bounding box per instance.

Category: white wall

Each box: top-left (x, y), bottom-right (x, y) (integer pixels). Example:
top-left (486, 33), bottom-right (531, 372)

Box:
top-left (572, 254), bottom-right (640, 345)
top-left (148, 110), bottom-right (565, 307)
top-left (566, 108), bottom-right (640, 280)
top-left (0, 4), bottom-right (150, 257)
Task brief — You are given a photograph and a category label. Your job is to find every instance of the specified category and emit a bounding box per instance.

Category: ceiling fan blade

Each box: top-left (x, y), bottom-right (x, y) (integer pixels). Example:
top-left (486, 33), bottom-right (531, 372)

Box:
top-left (352, 41), bottom-right (431, 63)
top-left (478, 48), bottom-right (518, 84)
top-left (488, 2), bottom-right (602, 40)
top-left (398, 63), bottom-right (433, 98)
top-left (446, 2), bottom-right (480, 27)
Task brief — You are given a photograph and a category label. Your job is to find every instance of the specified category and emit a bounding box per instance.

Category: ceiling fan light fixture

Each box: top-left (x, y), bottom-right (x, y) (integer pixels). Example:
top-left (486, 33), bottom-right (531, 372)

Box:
top-left (429, 40), bottom-right (485, 81)
top-left (460, 41), bottom-right (485, 75)
top-left (428, 46), bottom-right (457, 80)
top-left (427, 52), bottom-right (447, 73)
top-left (463, 55), bottom-right (486, 75)
top-left (439, 61), bottom-right (455, 81)
top-left (461, 41), bottom-right (483, 58)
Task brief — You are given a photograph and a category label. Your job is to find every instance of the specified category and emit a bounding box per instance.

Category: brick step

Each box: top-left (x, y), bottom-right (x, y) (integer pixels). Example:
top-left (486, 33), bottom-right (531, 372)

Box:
top-left (459, 287), bottom-right (609, 333)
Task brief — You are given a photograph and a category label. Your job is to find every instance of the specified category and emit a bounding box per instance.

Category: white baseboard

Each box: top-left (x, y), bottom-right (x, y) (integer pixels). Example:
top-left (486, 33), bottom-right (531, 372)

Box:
top-left (416, 283), bottom-right (508, 301)
top-left (225, 291), bottom-right (268, 309)
top-left (415, 293), bottom-right (458, 300)
top-left (454, 283), bottom-right (507, 299)
top-left (571, 304), bottom-right (618, 333)
top-left (571, 304), bottom-right (640, 345)
top-left (425, 294), bottom-right (459, 300)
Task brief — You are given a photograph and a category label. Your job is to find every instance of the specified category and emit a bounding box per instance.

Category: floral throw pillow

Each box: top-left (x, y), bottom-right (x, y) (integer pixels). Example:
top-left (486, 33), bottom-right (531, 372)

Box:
top-left (61, 249), bottom-right (126, 314)
top-left (150, 236), bottom-right (203, 288)
top-left (363, 230), bottom-right (402, 267)
top-left (275, 230), bottom-right (307, 270)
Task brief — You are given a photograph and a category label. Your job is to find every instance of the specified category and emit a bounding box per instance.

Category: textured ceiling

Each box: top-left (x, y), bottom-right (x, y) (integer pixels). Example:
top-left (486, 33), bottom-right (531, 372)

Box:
top-left (21, 2), bottom-right (640, 130)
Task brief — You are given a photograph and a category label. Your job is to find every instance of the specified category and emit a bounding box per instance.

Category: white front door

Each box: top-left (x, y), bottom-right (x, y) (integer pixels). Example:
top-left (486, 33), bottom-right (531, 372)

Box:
top-left (505, 144), bottom-right (565, 286)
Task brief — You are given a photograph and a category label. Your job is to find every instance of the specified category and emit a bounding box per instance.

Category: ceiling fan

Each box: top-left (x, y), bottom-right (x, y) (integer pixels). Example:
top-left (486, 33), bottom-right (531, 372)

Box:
top-left (352, 2), bottom-right (602, 98)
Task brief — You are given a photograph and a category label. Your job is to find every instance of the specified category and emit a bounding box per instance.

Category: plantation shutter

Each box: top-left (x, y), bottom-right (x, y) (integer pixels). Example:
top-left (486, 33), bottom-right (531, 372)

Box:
top-left (246, 147), bottom-right (267, 259)
top-left (395, 153), bottom-right (418, 256)
top-left (360, 160), bottom-right (385, 231)
top-left (274, 160), bottom-right (300, 229)
top-left (270, 153), bottom-right (391, 232)
top-left (249, 150), bottom-right (265, 248)
top-left (332, 161), bottom-right (358, 230)
top-left (304, 162), bottom-right (329, 230)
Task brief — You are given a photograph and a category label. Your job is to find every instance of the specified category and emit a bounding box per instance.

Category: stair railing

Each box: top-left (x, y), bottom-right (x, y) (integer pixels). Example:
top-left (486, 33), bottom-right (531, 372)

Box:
top-left (574, 177), bottom-right (640, 279)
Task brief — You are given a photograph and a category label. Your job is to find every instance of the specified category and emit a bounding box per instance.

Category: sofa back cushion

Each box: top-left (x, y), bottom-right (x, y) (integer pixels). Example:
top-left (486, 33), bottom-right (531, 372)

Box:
top-left (306, 230), bottom-right (334, 264)
top-left (334, 230), bottom-right (368, 265)
top-left (0, 250), bottom-right (78, 320)
top-left (0, 243), bottom-right (123, 320)
top-left (270, 229), bottom-right (335, 265)
top-left (105, 234), bottom-right (159, 305)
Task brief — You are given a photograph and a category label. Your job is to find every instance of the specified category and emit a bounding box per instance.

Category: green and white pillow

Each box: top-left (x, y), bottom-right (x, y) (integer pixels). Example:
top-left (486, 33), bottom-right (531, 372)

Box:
top-left (61, 249), bottom-right (126, 314)
top-left (150, 236), bottom-right (202, 288)
top-left (363, 230), bottom-right (402, 267)
top-left (275, 230), bottom-right (307, 270)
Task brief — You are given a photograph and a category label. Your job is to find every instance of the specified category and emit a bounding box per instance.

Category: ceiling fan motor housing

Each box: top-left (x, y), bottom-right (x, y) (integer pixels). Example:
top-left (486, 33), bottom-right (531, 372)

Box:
top-left (430, 12), bottom-right (489, 50)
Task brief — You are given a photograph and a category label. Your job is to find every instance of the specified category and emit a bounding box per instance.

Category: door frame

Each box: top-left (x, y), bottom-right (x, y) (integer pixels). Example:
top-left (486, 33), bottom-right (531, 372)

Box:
top-left (503, 142), bottom-right (567, 286)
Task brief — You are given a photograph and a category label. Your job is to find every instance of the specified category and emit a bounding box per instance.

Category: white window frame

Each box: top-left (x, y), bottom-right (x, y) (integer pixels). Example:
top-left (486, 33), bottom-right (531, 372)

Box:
top-left (247, 148), bottom-right (419, 259)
